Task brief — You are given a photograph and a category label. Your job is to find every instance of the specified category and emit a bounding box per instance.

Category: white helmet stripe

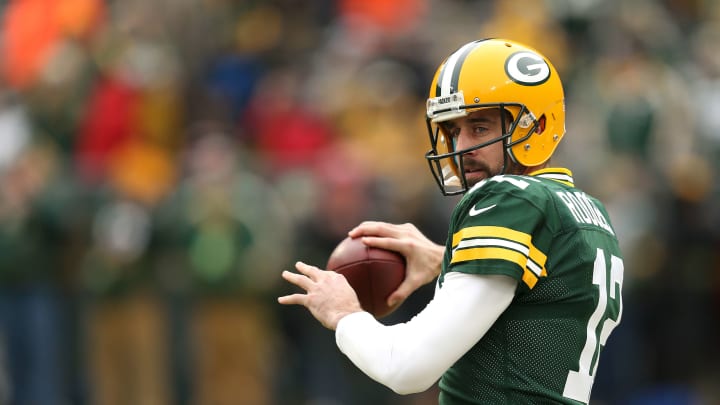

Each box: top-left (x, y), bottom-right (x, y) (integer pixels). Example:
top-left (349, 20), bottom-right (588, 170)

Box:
top-left (438, 40), bottom-right (482, 97)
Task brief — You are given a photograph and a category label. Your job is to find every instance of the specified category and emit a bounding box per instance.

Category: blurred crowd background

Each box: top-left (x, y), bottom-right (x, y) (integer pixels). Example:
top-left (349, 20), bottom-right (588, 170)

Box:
top-left (1, 0), bottom-right (719, 404)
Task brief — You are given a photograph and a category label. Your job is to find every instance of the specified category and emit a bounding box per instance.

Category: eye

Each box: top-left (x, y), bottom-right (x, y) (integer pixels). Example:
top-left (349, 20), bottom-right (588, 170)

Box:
top-left (472, 125), bottom-right (490, 136)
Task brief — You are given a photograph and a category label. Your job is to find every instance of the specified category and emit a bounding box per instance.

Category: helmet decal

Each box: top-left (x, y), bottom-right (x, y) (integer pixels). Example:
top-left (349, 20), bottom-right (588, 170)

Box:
top-left (504, 51), bottom-right (550, 86)
top-left (435, 40), bottom-right (484, 97)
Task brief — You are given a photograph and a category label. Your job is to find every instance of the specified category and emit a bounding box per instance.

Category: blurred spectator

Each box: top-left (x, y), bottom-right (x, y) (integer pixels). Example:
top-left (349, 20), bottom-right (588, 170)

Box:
top-left (0, 138), bottom-right (83, 404)
top-left (153, 131), bottom-right (293, 404)
top-left (1, 0), bottom-right (104, 90)
top-left (243, 66), bottom-right (337, 175)
top-left (79, 133), bottom-right (176, 405)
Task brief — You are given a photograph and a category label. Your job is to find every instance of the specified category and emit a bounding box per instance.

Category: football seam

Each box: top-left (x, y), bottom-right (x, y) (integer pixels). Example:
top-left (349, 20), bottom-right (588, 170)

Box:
top-left (329, 259), bottom-right (402, 270)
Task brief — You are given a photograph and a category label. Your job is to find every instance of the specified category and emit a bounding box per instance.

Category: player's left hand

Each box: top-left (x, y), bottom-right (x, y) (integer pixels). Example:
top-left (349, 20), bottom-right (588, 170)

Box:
top-left (278, 261), bottom-right (364, 330)
top-left (348, 221), bottom-right (444, 308)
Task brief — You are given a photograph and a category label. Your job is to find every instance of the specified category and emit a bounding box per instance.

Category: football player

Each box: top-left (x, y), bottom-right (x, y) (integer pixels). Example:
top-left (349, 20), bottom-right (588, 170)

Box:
top-left (279, 38), bottom-right (623, 404)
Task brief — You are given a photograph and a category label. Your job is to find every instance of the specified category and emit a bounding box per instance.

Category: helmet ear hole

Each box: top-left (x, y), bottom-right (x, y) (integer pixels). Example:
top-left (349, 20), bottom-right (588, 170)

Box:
top-left (535, 115), bottom-right (546, 134)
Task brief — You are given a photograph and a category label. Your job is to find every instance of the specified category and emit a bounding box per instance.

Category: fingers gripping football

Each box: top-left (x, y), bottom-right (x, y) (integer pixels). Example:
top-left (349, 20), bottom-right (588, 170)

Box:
top-left (348, 221), bottom-right (445, 306)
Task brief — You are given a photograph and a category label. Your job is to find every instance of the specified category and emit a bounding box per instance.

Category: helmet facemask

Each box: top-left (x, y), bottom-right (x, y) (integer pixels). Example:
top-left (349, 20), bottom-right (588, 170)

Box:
top-left (425, 103), bottom-right (539, 195)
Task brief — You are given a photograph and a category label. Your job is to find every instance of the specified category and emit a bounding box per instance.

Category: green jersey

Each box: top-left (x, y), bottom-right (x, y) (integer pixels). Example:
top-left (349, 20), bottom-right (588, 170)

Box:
top-left (438, 168), bottom-right (623, 405)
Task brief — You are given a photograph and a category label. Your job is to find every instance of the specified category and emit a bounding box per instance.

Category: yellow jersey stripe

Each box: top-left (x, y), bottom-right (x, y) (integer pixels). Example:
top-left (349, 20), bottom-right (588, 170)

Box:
top-left (529, 167), bottom-right (575, 187)
top-left (452, 226), bottom-right (529, 247)
top-left (450, 246), bottom-right (541, 288)
top-left (522, 270), bottom-right (538, 288)
top-left (452, 226), bottom-right (547, 269)
top-left (451, 246), bottom-right (526, 267)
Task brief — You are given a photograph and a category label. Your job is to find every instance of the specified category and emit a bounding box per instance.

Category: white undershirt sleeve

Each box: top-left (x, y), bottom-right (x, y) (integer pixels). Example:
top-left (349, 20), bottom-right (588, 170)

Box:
top-left (335, 272), bottom-right (517, 395)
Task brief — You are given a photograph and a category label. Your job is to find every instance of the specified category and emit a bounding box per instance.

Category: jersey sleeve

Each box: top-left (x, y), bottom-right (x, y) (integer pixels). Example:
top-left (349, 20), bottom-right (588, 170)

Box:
top-left (444, 176), bottom-right (550, 290)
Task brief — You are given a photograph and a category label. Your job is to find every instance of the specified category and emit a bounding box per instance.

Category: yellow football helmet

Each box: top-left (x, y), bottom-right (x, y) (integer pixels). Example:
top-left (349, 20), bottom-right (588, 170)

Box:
top-left (425, 38), bottom-right (565, 195)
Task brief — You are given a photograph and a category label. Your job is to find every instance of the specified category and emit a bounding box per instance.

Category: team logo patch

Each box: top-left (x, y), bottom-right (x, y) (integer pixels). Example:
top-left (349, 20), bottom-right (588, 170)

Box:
top-left (505, 51), bottom-right (550, 86)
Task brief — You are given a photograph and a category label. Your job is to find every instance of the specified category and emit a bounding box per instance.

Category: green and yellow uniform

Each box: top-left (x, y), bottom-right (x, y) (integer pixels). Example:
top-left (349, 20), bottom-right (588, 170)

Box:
top-left (438, 168), bottom-right (623, 405)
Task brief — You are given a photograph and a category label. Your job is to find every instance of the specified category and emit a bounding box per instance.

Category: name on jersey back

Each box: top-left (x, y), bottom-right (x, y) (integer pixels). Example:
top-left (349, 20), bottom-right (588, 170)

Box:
top-left (556, 191), bottom-right (615, 235)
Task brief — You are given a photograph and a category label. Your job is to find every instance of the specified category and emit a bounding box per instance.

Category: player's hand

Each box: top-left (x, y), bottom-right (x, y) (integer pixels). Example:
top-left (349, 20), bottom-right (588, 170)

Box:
top-left (348, 221), bottom-right (444, 308)
top-left (278, 261), bottom-right (364, 330)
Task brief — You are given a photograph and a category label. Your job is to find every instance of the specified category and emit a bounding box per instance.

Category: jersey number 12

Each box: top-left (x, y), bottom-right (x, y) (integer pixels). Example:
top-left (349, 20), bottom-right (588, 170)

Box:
top-left (563, 248), bottom-right (624, 403)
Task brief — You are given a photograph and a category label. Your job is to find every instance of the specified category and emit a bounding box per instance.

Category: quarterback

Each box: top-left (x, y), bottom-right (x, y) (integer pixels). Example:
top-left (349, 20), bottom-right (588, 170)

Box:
top-left (279, 39), bottom-right (623, 404)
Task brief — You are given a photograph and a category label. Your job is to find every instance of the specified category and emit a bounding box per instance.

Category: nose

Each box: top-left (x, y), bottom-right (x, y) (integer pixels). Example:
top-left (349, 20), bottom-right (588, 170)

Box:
top-left (454, 128), bottom-right (474, 153)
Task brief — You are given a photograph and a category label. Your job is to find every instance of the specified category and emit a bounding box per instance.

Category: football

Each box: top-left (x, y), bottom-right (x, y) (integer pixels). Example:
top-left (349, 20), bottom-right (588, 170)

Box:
top-left (327, 236), bottom-right (406, 318)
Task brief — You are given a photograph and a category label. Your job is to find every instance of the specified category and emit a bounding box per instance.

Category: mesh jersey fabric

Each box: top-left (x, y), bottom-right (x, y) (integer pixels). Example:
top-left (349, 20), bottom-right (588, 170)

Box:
top-left (437, 168), bottom-right (623, 405)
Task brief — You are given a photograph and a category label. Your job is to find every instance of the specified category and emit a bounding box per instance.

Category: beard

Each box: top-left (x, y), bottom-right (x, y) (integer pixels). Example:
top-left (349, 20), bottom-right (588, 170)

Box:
top-left (460, 158), bottom-right (501, 187)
